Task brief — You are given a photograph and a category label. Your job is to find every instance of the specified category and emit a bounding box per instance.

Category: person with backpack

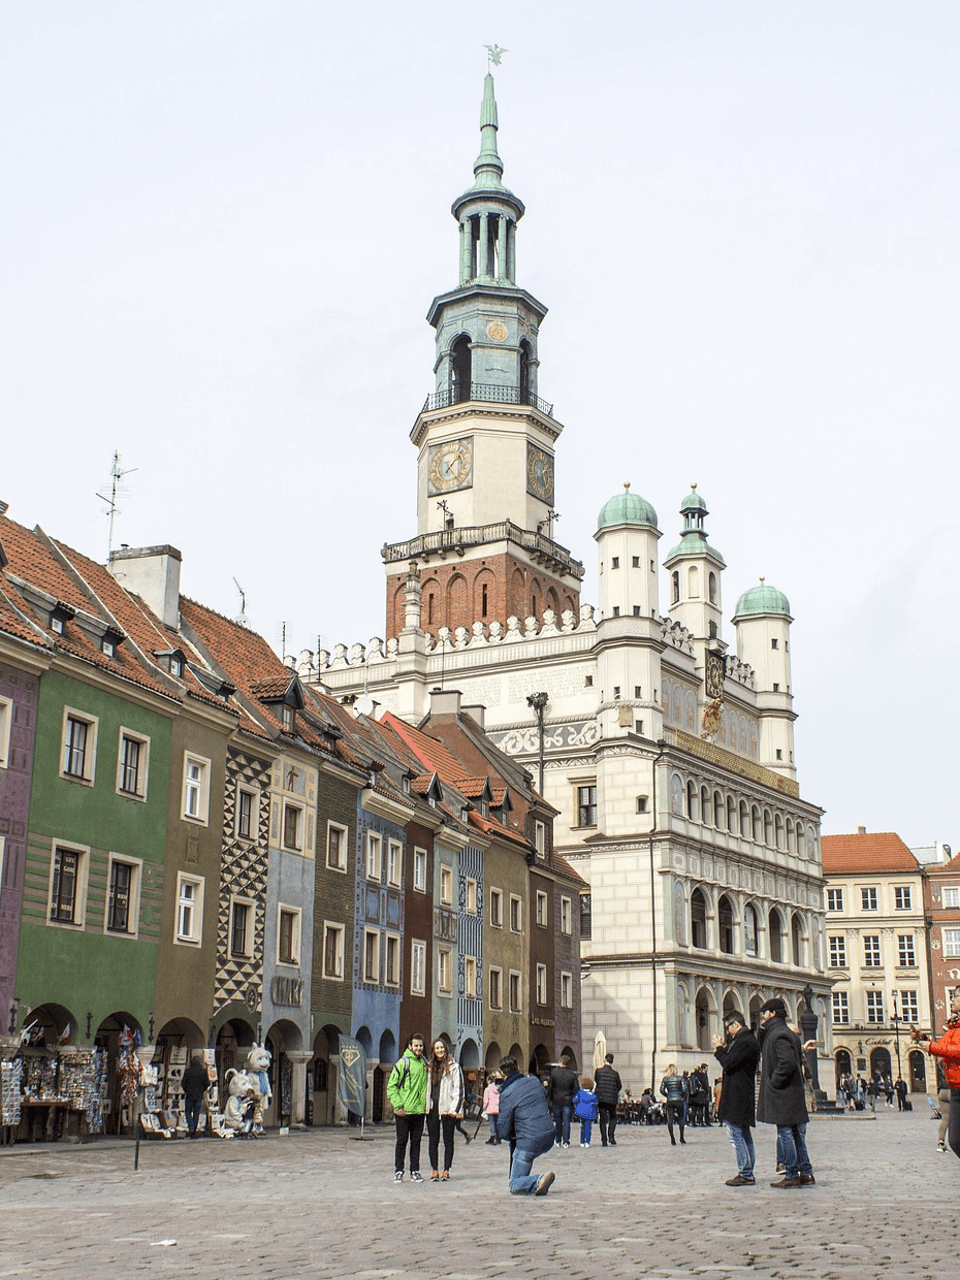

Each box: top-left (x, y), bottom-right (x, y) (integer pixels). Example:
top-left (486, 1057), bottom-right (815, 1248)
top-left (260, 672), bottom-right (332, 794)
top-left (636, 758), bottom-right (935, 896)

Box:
top-left (594, 1052), bottom-right (622, 1147)
top-left (386, 1033), bottom-right (428, 1183)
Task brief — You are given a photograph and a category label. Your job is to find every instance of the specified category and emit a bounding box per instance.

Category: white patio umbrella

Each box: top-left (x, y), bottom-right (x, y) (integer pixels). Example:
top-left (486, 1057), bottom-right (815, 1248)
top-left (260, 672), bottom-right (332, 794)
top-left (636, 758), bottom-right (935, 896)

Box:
top-left (593, 1030), bottom-right (607, 1072)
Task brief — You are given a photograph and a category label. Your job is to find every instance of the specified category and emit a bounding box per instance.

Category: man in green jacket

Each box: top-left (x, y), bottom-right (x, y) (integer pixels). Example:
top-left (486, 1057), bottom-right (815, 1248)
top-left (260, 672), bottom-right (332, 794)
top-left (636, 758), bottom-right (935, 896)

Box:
top-left (386, 1033), bottom-right (427, 1182)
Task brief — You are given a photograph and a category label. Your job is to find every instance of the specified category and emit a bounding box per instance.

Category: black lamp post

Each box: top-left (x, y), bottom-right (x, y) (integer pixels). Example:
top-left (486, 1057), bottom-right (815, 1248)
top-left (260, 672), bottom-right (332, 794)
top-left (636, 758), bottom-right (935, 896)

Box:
top-left (891, 991), bottom-right (903, 1084)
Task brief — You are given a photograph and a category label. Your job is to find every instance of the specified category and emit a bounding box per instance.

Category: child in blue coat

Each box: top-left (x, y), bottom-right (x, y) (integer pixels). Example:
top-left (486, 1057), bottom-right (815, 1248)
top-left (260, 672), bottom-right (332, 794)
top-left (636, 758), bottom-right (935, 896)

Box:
top-left (573, 1077), bottom-right (599, 1147)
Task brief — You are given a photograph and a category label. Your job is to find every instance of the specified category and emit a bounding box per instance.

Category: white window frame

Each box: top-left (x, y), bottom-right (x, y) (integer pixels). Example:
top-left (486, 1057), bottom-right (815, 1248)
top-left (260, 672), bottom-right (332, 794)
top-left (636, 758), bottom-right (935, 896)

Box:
top-left (47, 841), bottom-right (89, 928)
top-left (322, 921), bottom-right (345, 981)
top-left (489, 965), bottom-right (502, 1009)
top-left (387, 840), bottom-right (403, 888)
top-left (464, 954), bottom-right (477, 999)
top-left (832, 991), bottom-right (849, 1025)
top-left (863, 935), bottom-right (882, 967)
top-left (277, 904), bottom-right (301, 966)
top-left (0, 696), bottom-right (11, 770)
top-left (411, 939), bottom-right (426, 995)
top-left (536, 890), bottom-right (548, 928)
top-left (363, 928), bottom-right (380, 983)
top-left (366, 832), bottom-right (382, 881)
top-left (413, 847), bottom-right (427, 892)
top-left (175, 872), bottom-right (204, 945)
top-left (897, 934), bottom-right (916, 967)
top-left (860, 886), bottom-right (878, 912)
top-left (490, 887), bottom-right (503, 928)
top-left (182, 752), bottom-right (211, 825)
top-left (560, 896), bottom-right (573, 934)
top-left (509, 894), bottom-right (522, 933)
top-left (508, 969), bottom-right (522, 1013)
top-left (115, 727), bottom-right (150, 801)
top-left (437, 945), bottom-right (452, 994)
top-left (943, 927), bottom-right (960, 958)
top-left (942, 886), bottom-right (960, 909)
top-left (281, 800), bottom-right (305, 853)
top-left (826, 887), bottom-right (844, 912)
top-left (439, 864), bottom-right (453, 906)
top-left (866, 990), bottom-right (885, 1024)
top-left (560, 971), bottom-right (573, 1008)
top-left (536, 963), bottom-right (548, 1005)
top-left (465, 877), bottom-right (478, 915)
top-left (236, 784), bottom-right (259, 842)
top-left (229, 896), bottom-right (254, 958)
top-left (60, 706), bottom-right (98, 785)
top-left (898, 990), bottom-right (920, 1023)
top-left (104, 853), bottom-right (142, 937)
top-left (534, 820), bottom-right (546, 860)
top-left (326, 821), bottom-right (348, 872)
top-left (894, 886), bottom-right (913, 911)
top-left (385, 932), bottom-right (401, 986)
top-left (828, 935), bottom-right (847, 968)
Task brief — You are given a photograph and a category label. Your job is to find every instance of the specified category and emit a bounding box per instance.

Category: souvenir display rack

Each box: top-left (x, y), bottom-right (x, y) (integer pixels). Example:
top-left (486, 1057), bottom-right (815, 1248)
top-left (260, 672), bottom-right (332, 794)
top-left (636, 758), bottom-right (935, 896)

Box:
top-left (14, 1047), bottom-right (106, 1141)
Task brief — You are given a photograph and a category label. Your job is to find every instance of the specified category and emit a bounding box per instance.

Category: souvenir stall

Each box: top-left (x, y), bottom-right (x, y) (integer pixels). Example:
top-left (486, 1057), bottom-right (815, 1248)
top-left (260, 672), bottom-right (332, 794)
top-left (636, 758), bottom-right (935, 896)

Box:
top-left (1, 1050), bottom-right (23, 1146)
top-left (140, 1046), bottom-right (224, 1139)
top-left (14, 1040), bottom-right (106, 1142)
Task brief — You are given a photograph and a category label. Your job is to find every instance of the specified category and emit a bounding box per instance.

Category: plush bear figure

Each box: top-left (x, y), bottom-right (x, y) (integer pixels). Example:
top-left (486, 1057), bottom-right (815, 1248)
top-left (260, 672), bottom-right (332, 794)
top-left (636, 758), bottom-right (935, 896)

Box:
top-left (246, 1043), bottom-right (272, 1131)
top-left (222, 1068), bottom-right (256, 1137)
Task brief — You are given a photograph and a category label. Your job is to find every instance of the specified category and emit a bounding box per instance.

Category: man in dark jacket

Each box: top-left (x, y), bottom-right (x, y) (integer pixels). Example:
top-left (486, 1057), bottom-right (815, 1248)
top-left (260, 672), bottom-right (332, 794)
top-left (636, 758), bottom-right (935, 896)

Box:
top-left (182, 1055), bottom-right (209, 1139)
top-left (713, 1011), bottom-right (761, 1185)
top-left (495, 1057), bottom-right (556, 1195)
top-left (757, 998), bottom-right (814, 1188)
top-left (547, 1055), bottom-right (578, 1148)
top-left (594, 1053), bottom-right (622, 1147)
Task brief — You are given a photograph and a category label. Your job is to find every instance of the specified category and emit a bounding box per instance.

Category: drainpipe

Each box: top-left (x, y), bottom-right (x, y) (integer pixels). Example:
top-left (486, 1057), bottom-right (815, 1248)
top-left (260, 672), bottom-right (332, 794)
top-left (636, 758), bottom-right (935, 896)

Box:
top-left (650, 739), bottom-right (667, 1093)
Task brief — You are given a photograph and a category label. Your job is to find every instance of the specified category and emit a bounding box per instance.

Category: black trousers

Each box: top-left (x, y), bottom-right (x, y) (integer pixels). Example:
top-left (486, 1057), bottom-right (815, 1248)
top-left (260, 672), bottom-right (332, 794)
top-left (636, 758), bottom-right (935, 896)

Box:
top-left (598, 1103), bottom-right (618, 1144)
top-left (664, 1100), bottom-right (685, 1141)
top-left (950, 1088), bottom-right (960, 1160)
top-left (427, 1110), bottom-right (456, 1172)
top-left (394, 1112), bottom-right (425, 1172)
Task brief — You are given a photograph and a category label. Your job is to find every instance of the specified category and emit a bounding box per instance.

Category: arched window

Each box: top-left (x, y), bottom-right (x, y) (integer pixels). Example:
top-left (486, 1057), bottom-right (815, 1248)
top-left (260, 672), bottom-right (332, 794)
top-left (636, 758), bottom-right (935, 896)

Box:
top-left (519, 339), bottom-right (533, 405)
top-left (714, 791), bottom-right (724, 830)
top-left (752, 805), bottom-right (762, 842)
top-left (739, 799), bottom-right (749, 837)
top-left (671, 570), bottom-right (680, 604)
top-left (763, 809), bottom-right (773, 846)
top-left (673, 882), bottom-right (687, 945)
top-left (718, 896), bottom-right (735, 954)
top-left (686, 780), bottom-right (699, 820)
top-left (775, 814), bottom-right (784, 850)
top-left (447, 573), bottom-right (468, 624)
top-left (727, 796), bottom-right (738, 833)
top-left (473, 569), bottom-right (494, 623)
top-left (806, 827), bottom-right (817, 859)
top-left (796, 823), bottom-right (805, 857)
top-left (700, 786), bottom-right (712, 825)
top-left (450, 335), bottom-right (472, 403)
top-left (786, 818), bottom-right (796, 853)
top-left (769, 908), bottom-right (784, 963)
top-left (708, 572), bottom-right (718, 604)
top-left (744, 904), bottom-right (759, 956)
top-left (670, 774), bottom-right (684, 816)
top-left (791, 913), bottom-right (804, 966)
top-left (688, 565), bottom-right (700, 598)
top-left (691, 889), bottom-right (707, 949)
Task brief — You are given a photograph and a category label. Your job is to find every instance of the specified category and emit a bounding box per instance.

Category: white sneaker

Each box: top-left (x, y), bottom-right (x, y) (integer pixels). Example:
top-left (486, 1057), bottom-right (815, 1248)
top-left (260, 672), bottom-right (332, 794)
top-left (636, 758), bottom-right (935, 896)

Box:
top-left (394, 1171), bottom-right (404, 1182)
top-left (937, 1141), bottom-right (947, 1153)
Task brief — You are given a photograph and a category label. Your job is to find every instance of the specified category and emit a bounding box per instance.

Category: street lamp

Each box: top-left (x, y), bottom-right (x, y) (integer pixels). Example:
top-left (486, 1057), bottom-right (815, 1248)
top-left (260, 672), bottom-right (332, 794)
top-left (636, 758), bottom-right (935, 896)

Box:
top-left (891, 991), bottom-right (902, 1085)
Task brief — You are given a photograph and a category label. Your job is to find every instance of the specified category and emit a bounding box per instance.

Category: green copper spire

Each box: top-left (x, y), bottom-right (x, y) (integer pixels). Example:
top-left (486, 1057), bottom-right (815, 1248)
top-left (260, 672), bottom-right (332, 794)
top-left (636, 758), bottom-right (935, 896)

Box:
top-left (473, 73), bottom-right (505, 189)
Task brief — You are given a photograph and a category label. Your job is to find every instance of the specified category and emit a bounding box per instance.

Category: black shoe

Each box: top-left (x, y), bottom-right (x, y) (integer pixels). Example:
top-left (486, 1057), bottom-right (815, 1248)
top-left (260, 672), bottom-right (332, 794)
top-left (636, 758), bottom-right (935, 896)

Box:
top-left (725, 1175), bottom-right (756, 1186)
top-left (485, 1137), bottom-right (496, 1145)
top-left (609, 1139), bottom-right (617, 1146)
top-left (799, 1173), bottom-right (816, 1186)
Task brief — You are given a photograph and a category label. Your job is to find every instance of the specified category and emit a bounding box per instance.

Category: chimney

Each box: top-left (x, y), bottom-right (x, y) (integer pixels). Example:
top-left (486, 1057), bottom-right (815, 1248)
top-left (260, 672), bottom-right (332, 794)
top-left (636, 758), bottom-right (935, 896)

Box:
top-left (429, 687), bottom-right (462, 717)
top-left (462, 703), bottom-right (486, 729)
top-left (857, 825), bottom-right (866, 836)
top-left (109, 544), bottom-right (182, 629)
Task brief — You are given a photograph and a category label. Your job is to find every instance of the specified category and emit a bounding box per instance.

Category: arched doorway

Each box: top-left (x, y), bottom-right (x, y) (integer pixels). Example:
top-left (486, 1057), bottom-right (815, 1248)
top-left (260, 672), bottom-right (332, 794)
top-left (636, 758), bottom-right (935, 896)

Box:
top-left (94, 1010), bottom-right (143, 1134)
top-left (695, 987), bottom-right (713, 1051)
top-left (484, 1040), bottom-right (502, 1073)
top-left (870, 1047), bottom-right (892, 1081)
top-left (450, 335), bottom-right (472, 403)
top-left (835, 1048), bottom-right (852, 1087)
top-left (529, 1043), bottom-right (552, 1080)
top-left (310, 1024), bottom-right (342, 1126)
top-left (909, 1050), bottom-right (926, 1093)
top-left (768, 909), bottom-right (784, 963)
top-left (374, 1029), bottom-right (397, 1123)
top-left (264, 1018), bottom-right (303, 1128)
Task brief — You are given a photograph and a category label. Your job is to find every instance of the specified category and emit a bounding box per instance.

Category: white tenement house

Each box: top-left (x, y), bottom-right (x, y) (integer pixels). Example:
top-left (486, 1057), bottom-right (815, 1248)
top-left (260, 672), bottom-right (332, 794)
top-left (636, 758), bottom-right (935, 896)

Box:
top-left (304, 72), bottom-right (830, 1087)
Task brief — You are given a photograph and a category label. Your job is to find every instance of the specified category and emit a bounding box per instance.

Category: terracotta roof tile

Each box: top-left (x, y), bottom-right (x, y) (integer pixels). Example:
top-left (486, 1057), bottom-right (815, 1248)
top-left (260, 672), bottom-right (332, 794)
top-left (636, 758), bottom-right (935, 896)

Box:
top-left (821, 832), bottom-right (920, 875)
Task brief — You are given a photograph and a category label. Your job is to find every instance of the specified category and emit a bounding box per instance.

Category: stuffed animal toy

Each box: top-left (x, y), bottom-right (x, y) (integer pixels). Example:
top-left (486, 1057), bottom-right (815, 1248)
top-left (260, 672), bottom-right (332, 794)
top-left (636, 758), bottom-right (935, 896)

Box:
top-left (222, 1068), bottom-right (256, 1138)
top-left (246, 1043), bottom-right (272, 1131)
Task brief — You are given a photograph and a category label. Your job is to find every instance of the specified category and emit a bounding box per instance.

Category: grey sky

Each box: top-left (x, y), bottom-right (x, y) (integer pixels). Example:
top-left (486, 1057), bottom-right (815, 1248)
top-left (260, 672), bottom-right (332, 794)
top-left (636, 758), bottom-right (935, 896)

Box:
top-left (2, 2), bottom-right (957, 847)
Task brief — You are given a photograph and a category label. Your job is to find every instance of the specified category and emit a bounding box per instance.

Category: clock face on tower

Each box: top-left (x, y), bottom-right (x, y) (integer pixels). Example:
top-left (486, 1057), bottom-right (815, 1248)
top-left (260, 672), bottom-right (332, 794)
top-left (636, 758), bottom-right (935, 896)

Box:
top-left (427, 436), bottom-right (474, 496)
top-left (526, 443), bottom-right (555, 505)
top-left (704, 650), bottom-right (725, 700)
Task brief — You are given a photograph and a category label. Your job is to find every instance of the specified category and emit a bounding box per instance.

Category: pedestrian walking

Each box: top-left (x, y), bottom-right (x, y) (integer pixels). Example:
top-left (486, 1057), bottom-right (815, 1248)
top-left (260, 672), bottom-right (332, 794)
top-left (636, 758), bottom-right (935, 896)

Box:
top-left (757, 998), bottom-right (815, 1189)
top-left (659, 1064), bottom-right (688, 1146)
top-left (482, 1074), bottom-right (502, 1144)
top-left (713, 1011), bottom-right (762, 1186)
top-left (182, 1054), bottom-right (209, 1139)
top-left (547, 1054), bottom-right (578, 1148)
top-left (386, 1033), bottom-right (428, 1183)
top-left (573, 1076), bottom-right (599, 1146)
top-left (594, 1052), bottom-right (622, 1147)
top-left (911, 984), bottom-right (960, 1159)
top-left (496, 1055), bottom-right (557, 1196)
top-left (425, 1040), bottom-right (465, 1181)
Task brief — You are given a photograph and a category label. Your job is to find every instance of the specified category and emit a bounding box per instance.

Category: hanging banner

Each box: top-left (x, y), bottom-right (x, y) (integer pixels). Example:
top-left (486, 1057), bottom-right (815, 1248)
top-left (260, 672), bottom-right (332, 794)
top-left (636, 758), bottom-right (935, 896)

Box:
top-left (337, 1034), bottom-right (366, 1115)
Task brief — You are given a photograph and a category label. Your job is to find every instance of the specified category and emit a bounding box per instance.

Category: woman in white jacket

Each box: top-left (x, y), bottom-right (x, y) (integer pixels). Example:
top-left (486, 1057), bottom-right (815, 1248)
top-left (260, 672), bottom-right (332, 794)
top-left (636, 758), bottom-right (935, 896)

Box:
top-left (426, 1040), bottom-right (465, 1181)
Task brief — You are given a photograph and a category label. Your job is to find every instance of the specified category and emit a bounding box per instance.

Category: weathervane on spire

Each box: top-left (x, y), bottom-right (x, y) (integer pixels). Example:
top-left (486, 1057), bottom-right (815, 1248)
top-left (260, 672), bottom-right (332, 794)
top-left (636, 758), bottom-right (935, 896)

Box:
top-left (484, 44), bottom-right (508, 68)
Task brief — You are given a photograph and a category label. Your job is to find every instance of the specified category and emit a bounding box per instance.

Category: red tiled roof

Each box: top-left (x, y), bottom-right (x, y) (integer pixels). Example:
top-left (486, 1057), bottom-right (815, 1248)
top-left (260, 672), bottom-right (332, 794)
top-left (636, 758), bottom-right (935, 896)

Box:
top-left (552, 850), bottom-right (590, 888)
top-left (821, 832), bottom-right (920, 875)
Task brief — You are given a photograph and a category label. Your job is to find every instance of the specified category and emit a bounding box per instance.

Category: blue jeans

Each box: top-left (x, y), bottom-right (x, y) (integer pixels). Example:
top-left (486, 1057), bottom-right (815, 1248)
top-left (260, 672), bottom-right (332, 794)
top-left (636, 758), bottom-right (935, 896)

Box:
top-left (488, 1115), bottom-right (498, 1139)
top-left (185, 1096), bottom-right (202, 1134)
top-left (508, 1130), bottom-right (555, 1194)
top-left (723, 1121), bottom-right (755, 1178)
top-left (776, 1122), bottom-right (812, 1178)
top-left (554, 1103), bottom-right (572, 1145)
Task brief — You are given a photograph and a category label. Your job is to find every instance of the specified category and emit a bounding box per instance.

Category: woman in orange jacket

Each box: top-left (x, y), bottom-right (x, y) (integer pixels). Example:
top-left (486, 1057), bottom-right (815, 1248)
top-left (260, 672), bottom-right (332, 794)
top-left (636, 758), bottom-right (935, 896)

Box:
top-left (912, 985), bottom-right (960, 1159)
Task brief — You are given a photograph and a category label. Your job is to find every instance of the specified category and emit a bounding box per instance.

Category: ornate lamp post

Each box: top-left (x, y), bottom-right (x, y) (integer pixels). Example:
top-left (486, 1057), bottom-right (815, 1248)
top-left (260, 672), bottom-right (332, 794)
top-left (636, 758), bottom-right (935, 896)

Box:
top-left (891, 991), bottom-right (903, 1084)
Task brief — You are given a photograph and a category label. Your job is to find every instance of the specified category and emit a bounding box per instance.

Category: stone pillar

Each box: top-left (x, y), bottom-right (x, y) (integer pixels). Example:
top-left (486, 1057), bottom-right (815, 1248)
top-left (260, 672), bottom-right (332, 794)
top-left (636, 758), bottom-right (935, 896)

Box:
top-left (286, 1050), bottom-right (312, 1126)
top-left (498, 214), bottom-right (508, 280)
top-left (506, 219), bottom-right (516, 282)
top-left (460, 217), bottom-right (472, 284)
top-left (478, 212), bottom-right (489, 278)
top-left (402, 561), bottom-right (422, 630)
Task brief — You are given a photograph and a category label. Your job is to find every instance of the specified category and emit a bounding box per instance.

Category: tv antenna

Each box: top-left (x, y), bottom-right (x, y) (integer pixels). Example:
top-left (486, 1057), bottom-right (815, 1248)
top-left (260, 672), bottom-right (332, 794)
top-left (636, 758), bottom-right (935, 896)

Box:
top-left (96, 451), bottom-right (138, 559)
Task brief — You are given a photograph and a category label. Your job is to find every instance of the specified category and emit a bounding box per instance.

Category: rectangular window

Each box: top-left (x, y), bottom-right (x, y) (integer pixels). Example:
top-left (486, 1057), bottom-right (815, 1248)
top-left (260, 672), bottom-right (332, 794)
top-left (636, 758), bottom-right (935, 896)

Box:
top-left (182, 753), bottom-right (210, 824)
top-left (943, 927), bottom-right (960, 958)
top-left (385, 933), bottom-right (401, 986)
top-left (894, 886), bottom-right (912, 911)
top-left (117, 730), bottom-right (149, 799)
top-left (437, 946), bottom-right (452, 993)
top-left (897, 934), bottom-right (916, 967)
top-left (387, 841), bottom-right (403, 887)
top-left (413, 847), bottom-right (427, 892)
top-left (866, 990), bottom-right (885, 1024)
top-left (230, 899), bottom-right (252, 957)
top-left (509, 894), bottom-right (522, 933)
top-left (536, 963), bottom-right (548, 1005)
top-left (237, 787), bottom-right (256, 841)
top-left (826, 887), bottom-right (844, 911)
top-left (50, 846), bottom-right (83, 924)
top-left (898, 990), bottom-right (919, 1023)
top-left (322, 922), bottom-right (344, 980)
top-left (278, 907), bottom-right (301, 965)
top-left (176, 873), bottom-right (203, 944)
top-left (561, 971), bottom-right (573, 1008)
top-left (0, 696), bottom-right (12, 769)
top-left (464, 955), bottom-right (477, 999)
top-left (61, 709), bottom-right (98, 783)
top-left (536, 890), bottom-right (548, 927)
top-left (832, 991), bottom-right (849, 1024)
top-left (489, 966), bottom-right (502, 1009)
top-left (534, 821), bottom-right (546, 860)
top-left (828, 936), bottom-right (846, 967)
top-left (282, 802), bottom-right (303, 852)
top-left (577, 784), bottom-right (598, 827)
top-left (363, 929), bottom-right (380, 983)
top-left (490, 888), bottom-right (503, 928)
top-left (861, 887), bottom-right (878, 911)
top-left (411, 939), bottom-right (426, 996)
top-left (326, 822), bottom-right (348, 872)
top-left (509, 970), bottom-right (522, 1013)
top-left (465, 877), bottom-right (478, 915)
top-left (560, 896), bottom-right (572, 935)
top-left (106, 857), bottom-right (140, 934)
top-left (366, 832), bottom-right (382, 880)
top-left (863, 935), bottom-right (882, 967)
top-left (942, 886), bottom-right (960, 909)
top-left (440, 865), bottom-right (453, 906)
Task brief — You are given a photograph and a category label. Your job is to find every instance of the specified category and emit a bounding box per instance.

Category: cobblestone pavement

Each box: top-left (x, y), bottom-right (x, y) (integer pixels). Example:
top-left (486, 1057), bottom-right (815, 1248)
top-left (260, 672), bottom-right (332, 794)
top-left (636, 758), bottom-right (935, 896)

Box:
top-left (0, 1106), bottom-right (954, 1279)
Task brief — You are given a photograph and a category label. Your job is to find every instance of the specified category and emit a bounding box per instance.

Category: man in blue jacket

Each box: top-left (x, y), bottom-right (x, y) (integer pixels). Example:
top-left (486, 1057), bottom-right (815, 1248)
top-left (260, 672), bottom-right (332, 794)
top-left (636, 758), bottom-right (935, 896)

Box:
top-left (495, 1056), bottom-right (556, 1195)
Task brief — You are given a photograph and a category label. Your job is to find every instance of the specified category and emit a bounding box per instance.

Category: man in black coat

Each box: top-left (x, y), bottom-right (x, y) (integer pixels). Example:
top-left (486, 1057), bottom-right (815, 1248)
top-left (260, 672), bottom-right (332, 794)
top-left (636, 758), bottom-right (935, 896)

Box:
top-left (757, 998), bottom-right (815, 1188)
top-left (594, 1053), bottom-right (622, 1147)
top-left (713, 1011), bottom-right (761, 1185)
top-left (547, 1055), bottom-right (578, 1148)
top-left (182, 1054), bottom-right (209, 1139)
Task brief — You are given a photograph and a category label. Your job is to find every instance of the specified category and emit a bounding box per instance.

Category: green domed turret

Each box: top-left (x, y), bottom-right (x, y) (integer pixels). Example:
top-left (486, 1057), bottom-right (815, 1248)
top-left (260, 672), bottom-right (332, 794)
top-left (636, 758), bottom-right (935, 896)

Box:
top-left (597, 483), bottom-right (658, 531)
top-left (734, 578), bottom-right (792, 619)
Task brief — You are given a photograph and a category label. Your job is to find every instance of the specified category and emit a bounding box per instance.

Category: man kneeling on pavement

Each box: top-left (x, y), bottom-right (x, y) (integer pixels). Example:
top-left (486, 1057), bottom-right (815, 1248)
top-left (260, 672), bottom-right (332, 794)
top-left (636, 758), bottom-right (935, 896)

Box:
top-left (495, 1056), bottom-right (556, 1196)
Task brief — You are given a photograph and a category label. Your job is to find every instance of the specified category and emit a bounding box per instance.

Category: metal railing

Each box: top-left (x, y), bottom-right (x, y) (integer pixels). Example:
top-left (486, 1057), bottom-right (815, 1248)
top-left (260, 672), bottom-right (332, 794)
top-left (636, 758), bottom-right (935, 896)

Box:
top-left (421, 383), bottom-right (554, 417)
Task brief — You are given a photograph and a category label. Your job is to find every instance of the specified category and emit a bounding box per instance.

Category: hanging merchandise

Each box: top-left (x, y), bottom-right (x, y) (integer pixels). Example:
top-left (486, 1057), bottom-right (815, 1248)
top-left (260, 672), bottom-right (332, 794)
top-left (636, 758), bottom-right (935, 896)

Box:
top-left (116, 1028), bottom-right (141, 1121)
top-left (1, 1059), bottom-right (23, 1128)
